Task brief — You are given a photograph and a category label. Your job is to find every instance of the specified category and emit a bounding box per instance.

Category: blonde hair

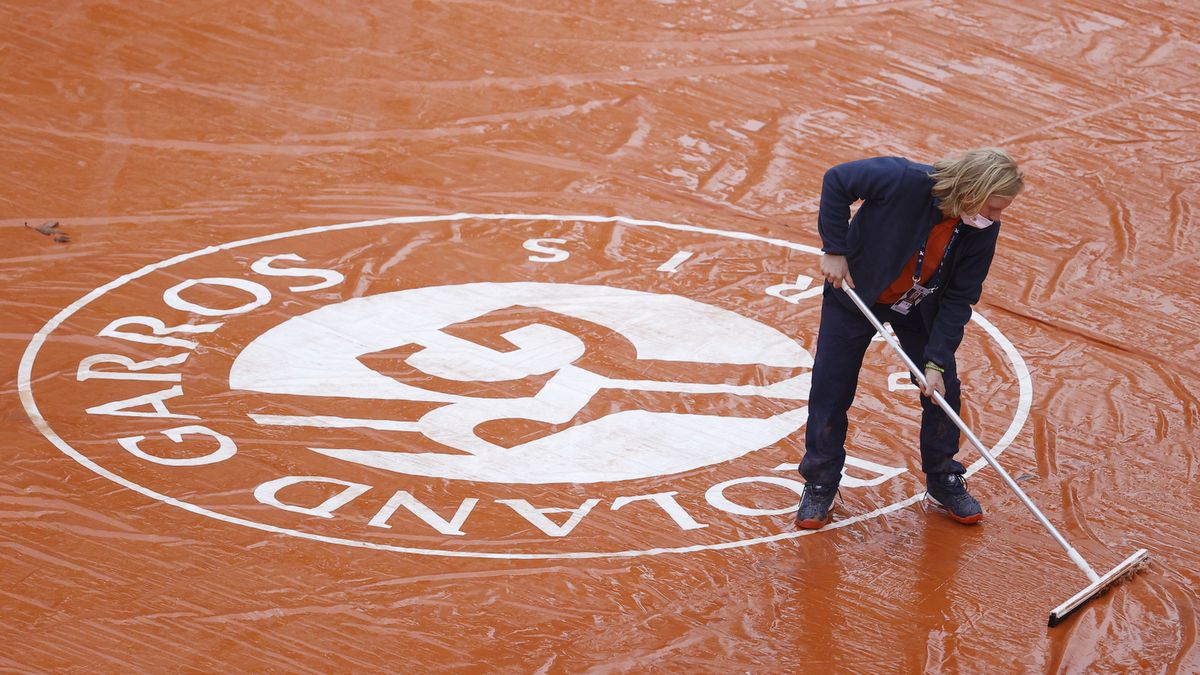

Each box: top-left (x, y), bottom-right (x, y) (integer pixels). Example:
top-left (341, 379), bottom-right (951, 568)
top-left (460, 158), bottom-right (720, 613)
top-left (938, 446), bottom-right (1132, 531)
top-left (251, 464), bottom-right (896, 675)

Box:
top-left (930, 147), bottom-right (1025, 217)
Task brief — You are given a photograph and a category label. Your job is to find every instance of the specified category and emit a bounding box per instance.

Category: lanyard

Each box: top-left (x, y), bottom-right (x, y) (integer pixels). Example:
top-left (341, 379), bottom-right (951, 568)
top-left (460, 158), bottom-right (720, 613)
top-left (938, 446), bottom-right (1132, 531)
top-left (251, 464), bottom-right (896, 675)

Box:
top-left (911, 224), bottom-right (961, 287)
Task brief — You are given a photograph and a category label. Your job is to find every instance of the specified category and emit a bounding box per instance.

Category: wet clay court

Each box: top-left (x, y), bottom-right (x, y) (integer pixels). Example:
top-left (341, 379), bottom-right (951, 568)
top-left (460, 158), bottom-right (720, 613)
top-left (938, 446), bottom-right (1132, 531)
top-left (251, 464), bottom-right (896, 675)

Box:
top-left (3, 1), bottom-right (1199, 671)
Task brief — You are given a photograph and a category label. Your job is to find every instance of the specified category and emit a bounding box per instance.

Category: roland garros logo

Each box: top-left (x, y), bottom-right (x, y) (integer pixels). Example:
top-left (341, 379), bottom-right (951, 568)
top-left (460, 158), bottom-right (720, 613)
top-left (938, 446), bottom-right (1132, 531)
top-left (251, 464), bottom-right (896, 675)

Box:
top-left (20, 214), bottom-right (1031, 558)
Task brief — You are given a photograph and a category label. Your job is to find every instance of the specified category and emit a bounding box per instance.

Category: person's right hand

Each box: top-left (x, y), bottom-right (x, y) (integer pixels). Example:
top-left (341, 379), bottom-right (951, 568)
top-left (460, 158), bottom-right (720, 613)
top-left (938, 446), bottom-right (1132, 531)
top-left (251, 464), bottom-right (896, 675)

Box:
top-left (820, 253), bottom-right (855, 289)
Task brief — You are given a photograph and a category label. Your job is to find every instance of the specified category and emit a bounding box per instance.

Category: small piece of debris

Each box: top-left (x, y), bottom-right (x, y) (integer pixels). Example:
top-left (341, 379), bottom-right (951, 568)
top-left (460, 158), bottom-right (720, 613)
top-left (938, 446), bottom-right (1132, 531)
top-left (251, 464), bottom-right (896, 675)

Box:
top-left (25, 220), bottom-right (70, 243)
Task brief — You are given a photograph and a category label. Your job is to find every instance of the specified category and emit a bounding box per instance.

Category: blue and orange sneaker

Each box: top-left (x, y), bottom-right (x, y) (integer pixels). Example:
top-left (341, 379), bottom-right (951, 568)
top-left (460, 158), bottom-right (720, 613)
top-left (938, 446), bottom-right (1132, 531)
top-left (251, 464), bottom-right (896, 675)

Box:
top-left (926, 473), bottom-right (983, 524)
top-left (795, 483), bottom-right (838, 529)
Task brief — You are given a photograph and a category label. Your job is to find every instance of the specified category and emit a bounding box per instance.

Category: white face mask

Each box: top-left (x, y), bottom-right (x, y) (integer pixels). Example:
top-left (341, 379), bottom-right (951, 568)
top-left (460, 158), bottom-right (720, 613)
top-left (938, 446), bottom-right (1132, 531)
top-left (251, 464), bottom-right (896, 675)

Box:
top-left (960, 213), bottom-right (994, 229)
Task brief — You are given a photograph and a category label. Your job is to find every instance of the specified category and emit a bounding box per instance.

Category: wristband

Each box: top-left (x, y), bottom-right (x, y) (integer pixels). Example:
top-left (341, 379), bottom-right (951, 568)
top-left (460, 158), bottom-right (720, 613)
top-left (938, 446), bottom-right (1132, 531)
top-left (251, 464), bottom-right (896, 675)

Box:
top-left (924, 361), bottom-right (945, 373)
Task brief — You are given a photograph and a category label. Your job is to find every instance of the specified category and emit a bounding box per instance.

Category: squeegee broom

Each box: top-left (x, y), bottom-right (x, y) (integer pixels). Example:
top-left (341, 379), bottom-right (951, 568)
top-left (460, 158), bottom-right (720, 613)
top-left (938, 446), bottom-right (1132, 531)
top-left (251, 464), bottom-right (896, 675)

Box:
top-left (841, 286), bottom-right (1149, 627)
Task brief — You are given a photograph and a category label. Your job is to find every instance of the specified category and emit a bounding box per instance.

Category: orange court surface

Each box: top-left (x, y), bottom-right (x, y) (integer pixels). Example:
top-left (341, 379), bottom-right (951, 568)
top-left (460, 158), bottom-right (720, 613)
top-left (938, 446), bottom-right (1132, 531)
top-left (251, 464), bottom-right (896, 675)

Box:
top-left (3, 1), bottom-right (1199, 672)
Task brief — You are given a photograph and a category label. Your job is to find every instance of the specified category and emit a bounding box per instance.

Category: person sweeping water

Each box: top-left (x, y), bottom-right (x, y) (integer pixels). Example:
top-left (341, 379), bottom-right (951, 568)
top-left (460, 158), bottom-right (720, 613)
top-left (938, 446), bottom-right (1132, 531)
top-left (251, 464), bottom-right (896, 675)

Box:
top-left (796, 147), bottom-right (1024, 529)
top-left (795, 147), bottom-right (1150, 629)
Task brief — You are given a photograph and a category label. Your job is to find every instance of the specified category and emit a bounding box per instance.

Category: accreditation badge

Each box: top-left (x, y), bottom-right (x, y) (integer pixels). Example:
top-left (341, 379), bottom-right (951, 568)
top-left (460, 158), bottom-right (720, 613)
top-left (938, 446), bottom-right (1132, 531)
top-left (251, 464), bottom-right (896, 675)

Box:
top-left (890, 283), bottom-right (932, 315)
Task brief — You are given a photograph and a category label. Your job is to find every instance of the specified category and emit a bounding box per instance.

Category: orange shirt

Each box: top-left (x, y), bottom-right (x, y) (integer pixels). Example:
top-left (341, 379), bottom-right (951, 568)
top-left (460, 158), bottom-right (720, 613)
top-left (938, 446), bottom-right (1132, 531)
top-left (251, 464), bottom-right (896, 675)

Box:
top-left (878, 216), bottom-right (959, 304)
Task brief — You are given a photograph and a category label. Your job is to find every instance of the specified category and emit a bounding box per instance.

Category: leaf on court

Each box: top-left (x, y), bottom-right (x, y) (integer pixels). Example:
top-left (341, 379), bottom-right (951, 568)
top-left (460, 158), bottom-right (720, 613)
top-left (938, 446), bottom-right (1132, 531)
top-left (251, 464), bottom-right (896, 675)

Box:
top-left (25, 220), bottom-right (70, 243)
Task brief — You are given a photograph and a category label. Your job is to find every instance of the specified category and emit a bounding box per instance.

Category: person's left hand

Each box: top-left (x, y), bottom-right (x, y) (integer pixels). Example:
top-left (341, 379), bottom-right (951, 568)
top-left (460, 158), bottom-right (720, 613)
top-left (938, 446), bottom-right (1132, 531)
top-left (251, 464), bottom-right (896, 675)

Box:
top-left (921, 368), bottom-right (946, 399)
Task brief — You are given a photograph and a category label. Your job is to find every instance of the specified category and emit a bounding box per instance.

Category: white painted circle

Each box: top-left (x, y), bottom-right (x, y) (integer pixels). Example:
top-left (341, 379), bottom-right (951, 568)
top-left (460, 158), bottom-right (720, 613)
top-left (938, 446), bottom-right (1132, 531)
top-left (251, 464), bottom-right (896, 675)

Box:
top-left (19, 213), bottom-right (1033, 559)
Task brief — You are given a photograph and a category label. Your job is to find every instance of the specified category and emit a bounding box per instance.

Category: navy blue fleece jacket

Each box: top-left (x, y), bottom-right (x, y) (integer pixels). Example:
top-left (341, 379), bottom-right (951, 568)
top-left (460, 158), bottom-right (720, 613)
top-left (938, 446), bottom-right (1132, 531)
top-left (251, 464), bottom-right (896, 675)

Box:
top-left (817, 156), bottom-right (1001, 368)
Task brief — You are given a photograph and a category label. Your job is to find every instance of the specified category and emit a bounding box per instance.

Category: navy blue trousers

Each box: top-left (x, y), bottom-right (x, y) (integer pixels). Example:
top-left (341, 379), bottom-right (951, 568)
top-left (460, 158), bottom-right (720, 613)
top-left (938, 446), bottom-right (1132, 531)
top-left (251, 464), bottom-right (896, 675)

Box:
top-left (801, 287), bottom-right (966, 486)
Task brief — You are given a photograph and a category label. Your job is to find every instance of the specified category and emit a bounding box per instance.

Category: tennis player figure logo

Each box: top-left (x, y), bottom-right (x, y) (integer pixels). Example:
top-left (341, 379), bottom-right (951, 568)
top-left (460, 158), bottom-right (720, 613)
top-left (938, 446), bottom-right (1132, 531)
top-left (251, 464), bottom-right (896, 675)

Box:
top-left (230, 282), bottom-right (812, 484)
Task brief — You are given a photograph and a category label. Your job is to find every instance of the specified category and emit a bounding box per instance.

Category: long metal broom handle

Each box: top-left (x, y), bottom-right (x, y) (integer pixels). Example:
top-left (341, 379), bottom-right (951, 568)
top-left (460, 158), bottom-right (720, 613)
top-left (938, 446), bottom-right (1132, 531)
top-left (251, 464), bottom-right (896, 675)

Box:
top-left (840, 286), bottom-right (1101, 583)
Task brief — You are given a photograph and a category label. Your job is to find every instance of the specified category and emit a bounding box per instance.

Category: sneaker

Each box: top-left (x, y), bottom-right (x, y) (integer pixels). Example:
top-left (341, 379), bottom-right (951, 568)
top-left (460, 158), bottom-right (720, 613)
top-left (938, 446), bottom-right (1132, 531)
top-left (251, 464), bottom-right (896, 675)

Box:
top-left (925, 473), bottom-right (983, 524)
top-left (795, 483), bottom-right (838, 529)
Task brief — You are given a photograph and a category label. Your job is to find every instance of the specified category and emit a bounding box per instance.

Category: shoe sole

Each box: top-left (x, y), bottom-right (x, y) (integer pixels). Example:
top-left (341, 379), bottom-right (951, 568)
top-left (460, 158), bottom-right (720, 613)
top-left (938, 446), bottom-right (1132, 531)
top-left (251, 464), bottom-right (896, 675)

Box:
top-left (941, 510), bottom-right (983, 525)
top-left (796, 508), bottom-right (834, 530)
top-left (927, 498), bottom-right (983, 525)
